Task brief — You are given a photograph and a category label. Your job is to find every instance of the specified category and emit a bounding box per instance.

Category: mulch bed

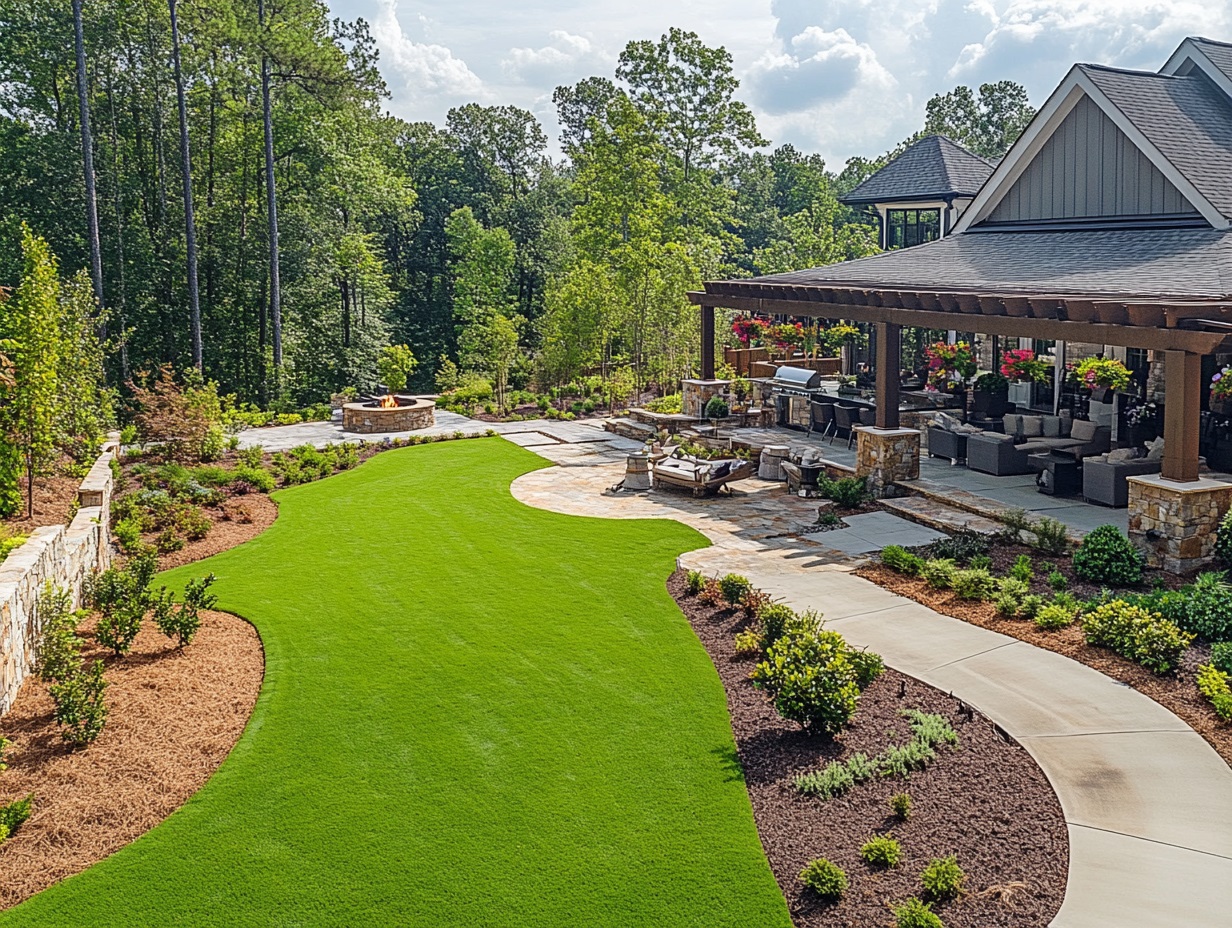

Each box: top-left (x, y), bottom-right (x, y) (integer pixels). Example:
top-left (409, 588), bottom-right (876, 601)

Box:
top-left (155, 493), bottom-right (279, 571)
top-left (0, 610), bottom-right (263, 909)
top-left (2, 473), bottom-right (82, 534)
top-left (669, 570), bottom-right (1067, 928)
top-left (856, 563), bottom-right (1232, 769)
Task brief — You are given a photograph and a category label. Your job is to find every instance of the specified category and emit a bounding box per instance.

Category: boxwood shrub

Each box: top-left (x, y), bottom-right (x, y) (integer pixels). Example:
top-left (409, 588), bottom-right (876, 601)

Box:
top-left (1072, 525), bottom-right (1143, 586)
top-left (799, 858), bottom-right (848, 900)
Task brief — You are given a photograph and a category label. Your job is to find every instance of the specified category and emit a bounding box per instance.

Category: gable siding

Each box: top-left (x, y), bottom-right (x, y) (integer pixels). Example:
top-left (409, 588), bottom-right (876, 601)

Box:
top-left (987, 95), bottom-right (1198, 222)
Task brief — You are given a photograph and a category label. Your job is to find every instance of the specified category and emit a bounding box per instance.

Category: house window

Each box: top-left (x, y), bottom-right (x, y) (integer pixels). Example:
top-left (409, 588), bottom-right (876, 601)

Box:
top-left (1032, 339), bottom-right (1056, 358)
top-left (885, 209), bottom-right (941, 249)
top-left (1126, 348), bottom-right (1148, 372)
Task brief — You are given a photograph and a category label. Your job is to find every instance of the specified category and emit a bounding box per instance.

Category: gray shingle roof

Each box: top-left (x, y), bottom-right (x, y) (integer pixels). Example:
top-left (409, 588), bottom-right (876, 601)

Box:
top-left (1080, 64), bottom-right (1232, 219)
top-left (840, 135), bottom-right (994, 205)
top-left (712, 228), bottom-right (1232, 301)
top-left (1189, 37), bottom-right (1232, 85)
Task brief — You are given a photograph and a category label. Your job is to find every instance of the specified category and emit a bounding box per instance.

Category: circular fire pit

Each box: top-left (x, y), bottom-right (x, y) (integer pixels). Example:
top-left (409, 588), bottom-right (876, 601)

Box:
top-left (342, 395), bottom-right (436, 434)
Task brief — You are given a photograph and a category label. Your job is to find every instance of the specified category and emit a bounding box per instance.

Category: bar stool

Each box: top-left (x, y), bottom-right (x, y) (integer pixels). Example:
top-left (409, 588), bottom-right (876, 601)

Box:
top-left (831, 405), bottom-right (859, 446)
top-left (809, 400), bottom-right (836, 439)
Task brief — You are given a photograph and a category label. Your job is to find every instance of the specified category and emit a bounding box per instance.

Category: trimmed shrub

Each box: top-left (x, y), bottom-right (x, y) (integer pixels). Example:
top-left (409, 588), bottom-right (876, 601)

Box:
top-left (921, 530), bottom-right (989, 565)
top-left (893, 898), bottom-right (944, 928)
top-left (882, 545), bottom-right (924, 576)
top-left (799, 858), bottom-right (847, 900)
top-left (752, 625), bottom-right (880, 736)
top-left (861, 835), bottom-right (902, 868)
top-left (740, 589), bottom-right (772, 618)
top-left (703, 396), bottom-right (729, 419)
top-left (1031, 517), bottom-right (1071, 556)
top-left (1018, 594), bottom-right (1046, 620)
top-left (920, 856), bottom-right (965, 901)
top-left (920, 559), bottom-right (958, 590)
top-left (718, 573), bottom-right (753, 606)
top-left (952, 568), bottom-right (997, 601)
top-left (1172, 572), bottom-right (1232, 642)
top-left (1047, 570), bottom-right (1069, 592)
top-left (890, 792), bottom-right (912, 820)
top-left (1197, 664), bottom-right (1232, 722)
top-left (758, 603), bottom-right (796, 650)
top-left (1082, 600), bottom-right (1193, 674)
top-left (684, 570), bottom-right (705, 595)
top-left (36, 585), bottom-right (84, 684)
top-left (1034, 604), bottom-right (1076, 630)
top-left (818, 474), bottom-right (870, 508)
top-left (1073, 525), bottom-right (1143, 586)
top-left (1211, 641), bottom-right (1232, 675)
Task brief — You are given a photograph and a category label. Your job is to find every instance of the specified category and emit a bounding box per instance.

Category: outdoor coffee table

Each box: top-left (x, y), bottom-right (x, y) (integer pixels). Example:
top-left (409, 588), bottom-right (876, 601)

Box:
top-left (1031, 451), bottom-right (1082, 496)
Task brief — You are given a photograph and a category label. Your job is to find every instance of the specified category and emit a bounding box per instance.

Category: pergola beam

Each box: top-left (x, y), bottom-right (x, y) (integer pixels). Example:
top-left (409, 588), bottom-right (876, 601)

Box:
top-left (687, 291), bottom-right (1229, 355)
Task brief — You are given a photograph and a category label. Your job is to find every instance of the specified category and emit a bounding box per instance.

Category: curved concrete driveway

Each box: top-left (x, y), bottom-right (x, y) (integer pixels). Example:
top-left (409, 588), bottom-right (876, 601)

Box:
top-left (511, 460), bottom-right (1232, 928)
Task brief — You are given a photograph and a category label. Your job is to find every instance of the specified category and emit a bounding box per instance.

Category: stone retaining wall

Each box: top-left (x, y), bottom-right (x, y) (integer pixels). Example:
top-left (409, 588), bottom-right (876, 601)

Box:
top-left (0, 447), bottom-right (115, 715)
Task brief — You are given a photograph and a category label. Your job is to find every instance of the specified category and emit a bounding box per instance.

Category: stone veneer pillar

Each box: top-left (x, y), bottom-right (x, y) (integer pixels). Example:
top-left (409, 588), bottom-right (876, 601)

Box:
top-left (1127, 474), bottom-right (1232, 574)
top-left (680, 379), bottom-right (731, 419)
top-left (855, 427), bottom-right (920, 498)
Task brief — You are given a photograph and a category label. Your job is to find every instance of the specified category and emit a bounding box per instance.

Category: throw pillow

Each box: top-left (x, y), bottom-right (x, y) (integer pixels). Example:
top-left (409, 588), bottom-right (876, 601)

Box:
top-left (1070, 419), bottom-right (1097, 442)
top-left (710, 461), bottom-right (733, 478)
top-left (1107, 448), bottom-right (1137, 463)
top-left (933, 412), bottom-right (962, 432)
top-left (1021, 416), bottom-right (1044, 438)
top-left (1146, 437), bottom-right (1165, 461)
top-left (1002, 414), bottom-right (1022, 436)
top-left (1042, 416), bottom-right (1062, 438)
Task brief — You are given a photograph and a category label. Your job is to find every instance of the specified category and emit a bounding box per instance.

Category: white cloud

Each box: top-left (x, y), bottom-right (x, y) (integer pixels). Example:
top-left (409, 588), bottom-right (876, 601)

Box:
top-left (502, 31), bottom-right (613, 85)
top-left (747, 26), bottom-right (895, 115)
top-left (371, 0), bottom-right (486, 101)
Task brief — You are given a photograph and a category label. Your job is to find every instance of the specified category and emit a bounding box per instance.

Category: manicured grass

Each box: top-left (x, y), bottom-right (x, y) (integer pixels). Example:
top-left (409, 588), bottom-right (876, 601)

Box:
top-left (3, 438), bottom-right (792, 927)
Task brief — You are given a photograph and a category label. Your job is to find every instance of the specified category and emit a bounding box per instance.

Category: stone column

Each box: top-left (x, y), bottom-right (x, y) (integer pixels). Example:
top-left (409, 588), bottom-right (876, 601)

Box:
top-left (856, 427), bottom-right (920, 498)
top-left (1128, 474), bottom-right (1232, 573)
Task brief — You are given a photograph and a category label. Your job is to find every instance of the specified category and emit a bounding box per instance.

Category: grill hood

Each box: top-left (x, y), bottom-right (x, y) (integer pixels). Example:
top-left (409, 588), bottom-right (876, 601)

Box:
top-left (769, 366), bottom-right (822, 390)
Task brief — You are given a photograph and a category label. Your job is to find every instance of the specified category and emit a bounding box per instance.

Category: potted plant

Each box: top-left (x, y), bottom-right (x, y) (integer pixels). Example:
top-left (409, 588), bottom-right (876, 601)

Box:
top-left (972, 371), bottom-right (1010, 418)
top-left (1211, 365), bottom-right (1232, 414)
top-left (1075, 357), bottom-right (1131, 403)
top-left (1001, 348), bottom-right (1050, 407)
top-left (925, 341), bottom-right (978, 394)
top-left (767, 321), bottom-right (804, 360)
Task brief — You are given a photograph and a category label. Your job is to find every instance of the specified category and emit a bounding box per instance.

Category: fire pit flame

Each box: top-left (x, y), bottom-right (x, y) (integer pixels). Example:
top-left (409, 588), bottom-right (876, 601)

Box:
top-left (378, 393), bottom-right (398, 409)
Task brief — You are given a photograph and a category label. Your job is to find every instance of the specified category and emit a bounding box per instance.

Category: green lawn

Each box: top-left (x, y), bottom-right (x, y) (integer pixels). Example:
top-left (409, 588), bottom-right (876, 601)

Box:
top-left (3, 438), bottom-right (791, 927)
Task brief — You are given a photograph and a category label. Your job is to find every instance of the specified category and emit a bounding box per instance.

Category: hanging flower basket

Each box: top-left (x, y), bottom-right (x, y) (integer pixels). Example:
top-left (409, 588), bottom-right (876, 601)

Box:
top-left (1000, 349), bottom-right (1050, 383)
top-left (924, 341), bottom-right (978, 391)
top-left (1074, 357), bottom-right (1131, 397)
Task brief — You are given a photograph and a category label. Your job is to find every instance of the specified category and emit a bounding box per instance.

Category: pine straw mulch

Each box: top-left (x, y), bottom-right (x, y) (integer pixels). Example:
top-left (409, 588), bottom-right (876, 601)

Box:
top-left (855, 564), bottom-right (1232, 769)
top-left (154, 492), bottom-right (279, 571)
top-left (2, 473), bottom-right (82, 534)
top-left (669, 570), bottom-right (1067, 928)
top-left (0, 610), bottom-right (263, 909)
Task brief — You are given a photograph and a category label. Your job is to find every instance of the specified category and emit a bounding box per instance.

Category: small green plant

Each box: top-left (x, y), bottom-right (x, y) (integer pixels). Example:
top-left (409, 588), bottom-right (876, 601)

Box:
top-left (922, 530), bottom-right (989, 564)
top-left (1215, 506), bottom-right (1232, 568)
top-left (36, 584), bottom-right (84, 684)
top-left (902, 710), bottom-right (958, 748)
top-left (703, 396), bottom-right (730, 419)
top-left (952, 568), bottom-right (996, 601)
top-left (881, 545), bottom-right (925, 576)
top-left (892, 898), bottom-right (944, 928)
top-left (890, 792), bottom-right (912, 820)
top-left (1073, 525), bottom-right (1143, 586)
top-left (861, 835), bottom-right (902, 868)
top-left (1009, 554), bottom-right (1034, 583)
top-left (685, 570), bottom-right (705, 595)
top-left (0, 794), bottom-right (33, 838)
top-left (920, 559), bottom-right (958, 590)
top-left (732, 629), bottom-right (762, 657)
top-left (817, 474), bottom-right (870, 508)
top-left (999, 507), bottom-right (1033, 544)
top-left (176, 505), bottom-right (212, 541)
top-left (232, 465), bottom-right (275, 494)
top-left (112, 518), bottom-right (144, 553)
top-left (1034, 603), bottom-right (1076, 630)
top-left (1031, 517), bottom-right (1071, 556)
top-left (919, 855), bottom-right (965, 901)
top-left (845, 752), bottom-right (877, 783)
top-left (50, 659), bottom-right (108, 745)
top-left (1082, 600), bottom-right (1193, 674)
top-left (155, 573), bottom-right (216, 647)
top-left (878, 740), bottom-right (936, 778)
top-left (969, 554), bottom-right (992, 571)
top-left (1018, 594), bottom-right (1046, 620)
top-left (718, 573), bottom-right (753, 607)
top-left (1211, 641), bottom-right (1232, 675)
top-left (1197, 664), bottom-right (1232, 721)
top-left (799, 858), bottom-right (847, 900)
top-left (1047, 570), bottom-right (1068, 592)
top-left (796, 761), bottom-right (855, 799)
top-left (236, 446), bottom-right (264, 468)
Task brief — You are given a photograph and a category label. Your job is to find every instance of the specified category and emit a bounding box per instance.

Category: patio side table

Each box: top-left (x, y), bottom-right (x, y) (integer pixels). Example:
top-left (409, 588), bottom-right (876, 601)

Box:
top-left (1031, 452), bottom-right (1082, 496)
top-left (758, 445), bottom-right (791, 480)
top-left (624, 453), bottom-right (653, 490)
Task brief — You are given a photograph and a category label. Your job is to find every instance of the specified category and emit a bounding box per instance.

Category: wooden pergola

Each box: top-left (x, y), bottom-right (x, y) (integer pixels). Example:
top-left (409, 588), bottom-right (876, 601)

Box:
top-left (690, 284), bottom-right (1232, 482)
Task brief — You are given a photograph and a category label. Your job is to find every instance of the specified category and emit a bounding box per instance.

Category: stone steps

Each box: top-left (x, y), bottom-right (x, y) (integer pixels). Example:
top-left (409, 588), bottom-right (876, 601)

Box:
top-left (879, 496), bottom-right (1005, 537)
top-left (896, 477), bottom-right (1087, 543)
top-left (603, 417), bottom-right (655, 442)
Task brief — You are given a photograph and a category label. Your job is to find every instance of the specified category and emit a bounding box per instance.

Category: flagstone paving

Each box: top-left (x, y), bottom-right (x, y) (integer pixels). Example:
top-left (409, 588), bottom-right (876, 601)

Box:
top-left (509, 444), bottom-right (1232, 928)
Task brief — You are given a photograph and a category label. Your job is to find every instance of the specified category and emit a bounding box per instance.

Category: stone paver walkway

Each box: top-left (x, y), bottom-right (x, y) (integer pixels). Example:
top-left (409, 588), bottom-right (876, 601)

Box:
top-left (509, 450), bottom-right (1232, 927)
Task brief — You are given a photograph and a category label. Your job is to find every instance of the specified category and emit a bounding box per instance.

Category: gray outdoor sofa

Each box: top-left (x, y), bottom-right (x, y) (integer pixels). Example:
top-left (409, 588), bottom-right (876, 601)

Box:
top-left (964, 417), bottom-right (1111, 476)
top-left (1082, 456), bottom-right (1162, 507)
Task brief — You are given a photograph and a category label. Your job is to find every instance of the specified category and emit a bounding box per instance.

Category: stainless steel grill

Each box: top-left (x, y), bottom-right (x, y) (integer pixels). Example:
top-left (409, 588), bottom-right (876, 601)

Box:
top-left (767, 365), bottom-right (822, 392)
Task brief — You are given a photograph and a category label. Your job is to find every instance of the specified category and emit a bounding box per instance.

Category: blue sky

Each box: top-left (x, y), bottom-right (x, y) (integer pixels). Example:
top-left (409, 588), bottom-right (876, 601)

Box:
top-left (326, 0), bottom-right (1232, 166)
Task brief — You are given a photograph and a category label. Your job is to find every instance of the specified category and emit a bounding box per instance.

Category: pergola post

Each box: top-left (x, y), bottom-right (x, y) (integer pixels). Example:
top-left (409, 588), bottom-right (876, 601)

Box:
top-left (874, 321), bottom-right (901, 429)
top-left (700, 305), bottom-right (715, 380)
top-left (1162, 349), bottom-right (1201, 482)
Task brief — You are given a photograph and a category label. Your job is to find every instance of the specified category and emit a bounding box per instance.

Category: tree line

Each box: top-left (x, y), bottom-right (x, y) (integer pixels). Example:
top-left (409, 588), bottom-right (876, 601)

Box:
top-left (0, 3), bottom-right (1035, 409)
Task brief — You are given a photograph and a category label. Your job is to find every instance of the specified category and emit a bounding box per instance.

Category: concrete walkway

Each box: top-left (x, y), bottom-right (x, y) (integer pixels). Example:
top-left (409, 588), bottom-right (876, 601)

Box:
top-left (509, 454), bottom-right (1232, 927)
